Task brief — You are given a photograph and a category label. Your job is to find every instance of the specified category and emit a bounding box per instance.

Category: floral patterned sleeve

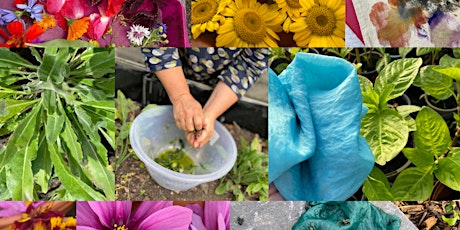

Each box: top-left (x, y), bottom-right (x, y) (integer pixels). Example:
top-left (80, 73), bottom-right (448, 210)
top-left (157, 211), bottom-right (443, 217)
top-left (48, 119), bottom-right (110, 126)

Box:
top-left (141, 48), bottom-right (182, 72)
top-left (217, 48), bottom-right (269, 98)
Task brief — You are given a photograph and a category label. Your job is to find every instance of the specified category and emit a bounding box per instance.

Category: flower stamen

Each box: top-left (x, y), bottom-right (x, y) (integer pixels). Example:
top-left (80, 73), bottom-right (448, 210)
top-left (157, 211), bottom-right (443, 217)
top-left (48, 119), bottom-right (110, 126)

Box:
top-left (113, 223), bottom-right (129, 230)
top-left (192, 0), bottom-right (218, 24)
top-left (234, 9), bottom-right (265, 44)
top-left (305, 5), bottom-right (336, 36)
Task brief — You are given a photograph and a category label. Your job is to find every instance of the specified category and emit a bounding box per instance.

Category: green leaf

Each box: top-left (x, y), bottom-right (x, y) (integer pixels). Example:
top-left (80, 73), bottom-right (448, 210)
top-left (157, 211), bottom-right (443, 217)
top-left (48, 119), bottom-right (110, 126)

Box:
top-left (402, 148), bottom-right (434, 168)
top-left (45, 112), bottom-right (65, 143)
top-left (0, 102), bottom-right (41, 172)
top-left (434, 67), bottom-right (460, 81)
top-left (398, 48), bottom-right (413, 58)
top-left (0, 99), bottom-right (40, 122)
top-left (374, 58), bottom-right (423, 100)
top-left (358, 75), bottom-right (373, 93)
top-left (215, 180), bottom-right (232, 195)
top-left (361, 109), bottom-right (409, 165)
top-left (5, 104), bottom-right (41, 200)
top-left (28, 39), bottom-right (97, 47)
top-left (0, 86), bottom-right (29, 99)
top-left (0, 49), bottom-right (36, 69)
top-left (38, 48), bottom-right (70, 83)
top-left (362, 167), bottom-right (393, 200)
top-left (414, 107), bottom-right (451, 158)
top-left (29, 48), bottom-right (43, 63)
top-left (0, 168), bottom-right (10, 200)
top-left (416, 48), bottom-right (439, 56)
top-left (453, 48), bottom-right (460, 59)
top-left (404, 116), bottom-right (416, 132)
top-left (435, 154), bottom-right (460, 191)
top-left (81, 100), bottom-right (115, 112)
top-left (32, 133), bottom-right (52, 193)
top-left (442, 211), bottom-right (459, 226)
top-left (69, 110), bottom-right (114, 199)
top-left (439, 54), bottom-right (460, 68)
top-left (420, 66), bottom-right (453, 100)
top-left (391, 167), bottom-right (433, 200)
top-left (43, 90), bottom-right (57, 113)
top-left (396, 105), bottom-right (421, 117)
top-left (71, 49), bottom-right (115, 78)
top-left (49, 143), bottom-right (106, 200)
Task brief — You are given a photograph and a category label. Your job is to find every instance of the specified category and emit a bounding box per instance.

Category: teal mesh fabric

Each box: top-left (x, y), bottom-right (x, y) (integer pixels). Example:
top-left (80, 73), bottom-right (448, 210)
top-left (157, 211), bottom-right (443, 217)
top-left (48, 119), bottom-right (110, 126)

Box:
top-left (269, 53), bottom-right (374, 200)
top-left (292, 202), bottom-right (401, 230)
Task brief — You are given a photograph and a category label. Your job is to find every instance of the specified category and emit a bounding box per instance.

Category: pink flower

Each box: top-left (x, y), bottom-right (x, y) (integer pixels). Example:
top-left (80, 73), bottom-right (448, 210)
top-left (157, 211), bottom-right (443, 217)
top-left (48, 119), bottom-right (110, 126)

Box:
top-left (186, 201), bottom-right (230, 230)
top-left (97, 0), bottom-right (126, 17)
top-left (60, 0), bottom-right (88, 19)
top-left (46, 0), bottom-right (66, 15)
top-left (86, 13), bottom-right (110, 40)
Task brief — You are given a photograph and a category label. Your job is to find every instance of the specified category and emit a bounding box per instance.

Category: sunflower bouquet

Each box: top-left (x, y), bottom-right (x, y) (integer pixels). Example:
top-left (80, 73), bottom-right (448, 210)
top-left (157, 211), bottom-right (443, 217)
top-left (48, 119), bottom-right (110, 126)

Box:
top-left (0, 0), bottom-right (173, 47)
top-left (191, 0), bottom-right (345, 47)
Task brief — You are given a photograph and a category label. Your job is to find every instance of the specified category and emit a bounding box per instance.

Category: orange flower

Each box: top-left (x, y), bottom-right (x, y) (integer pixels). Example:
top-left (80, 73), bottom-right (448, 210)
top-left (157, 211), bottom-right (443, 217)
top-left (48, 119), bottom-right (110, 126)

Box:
top-left (67, 17), bottom-right (89, 40)
top-left (0, 21), bottom-right (43, 47)
top-left (36, 13), bottom-right (56, 31)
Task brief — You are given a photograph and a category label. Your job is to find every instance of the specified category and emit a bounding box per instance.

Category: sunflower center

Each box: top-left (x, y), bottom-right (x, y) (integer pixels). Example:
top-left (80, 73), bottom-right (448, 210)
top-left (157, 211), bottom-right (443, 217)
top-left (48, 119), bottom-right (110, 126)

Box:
top-left (305, 5), bottom-right (336, 36)
top-left (192, 0), bottom-right (218, 24)
top-left (113, 224), bottom-right (128, 230)
top-left (286, 0), bottom-right (302, 8)
top-left (234, 8), bottom-right (266, 44)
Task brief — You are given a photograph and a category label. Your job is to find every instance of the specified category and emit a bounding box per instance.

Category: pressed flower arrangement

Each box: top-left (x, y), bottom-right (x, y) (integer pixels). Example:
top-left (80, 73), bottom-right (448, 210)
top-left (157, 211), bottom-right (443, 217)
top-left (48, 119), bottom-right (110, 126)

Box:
top-left (0, 0), bottom-right (173, 47)
top-left (191, 0), bottom-right (345, 47)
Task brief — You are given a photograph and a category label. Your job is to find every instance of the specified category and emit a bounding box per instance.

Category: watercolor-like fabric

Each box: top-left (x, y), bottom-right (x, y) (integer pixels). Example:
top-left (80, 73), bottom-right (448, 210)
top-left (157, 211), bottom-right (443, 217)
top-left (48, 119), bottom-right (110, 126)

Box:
top-left (269, 53), bottom-right (374, 201)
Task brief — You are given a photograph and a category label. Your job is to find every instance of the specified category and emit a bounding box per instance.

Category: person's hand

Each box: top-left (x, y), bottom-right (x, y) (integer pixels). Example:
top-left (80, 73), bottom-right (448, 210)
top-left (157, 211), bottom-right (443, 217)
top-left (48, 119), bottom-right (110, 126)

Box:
top-left (171, 93), bottom-right (205, 132)
top-left (186, 113), bottom-right (215, 149)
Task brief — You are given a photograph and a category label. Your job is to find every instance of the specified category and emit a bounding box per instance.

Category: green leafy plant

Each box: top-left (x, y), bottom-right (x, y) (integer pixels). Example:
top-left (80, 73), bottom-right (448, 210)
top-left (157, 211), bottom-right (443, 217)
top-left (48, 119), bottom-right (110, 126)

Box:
top-left (115, 90), bottom-right (140, 169)
top-left (442, 202), bottom-right (459, 227)
top-left (359, 58), bottom-right (423, 165)
top-left (0, 48), bottom-right (115, 200)
top-left (215, 136), bottom-right (268, 201)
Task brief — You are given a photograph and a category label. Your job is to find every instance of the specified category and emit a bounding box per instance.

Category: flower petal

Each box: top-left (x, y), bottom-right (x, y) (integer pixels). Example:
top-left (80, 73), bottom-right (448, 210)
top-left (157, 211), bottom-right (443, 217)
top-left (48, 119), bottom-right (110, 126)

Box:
top-left (129, 201), bottom-right (172, 227)
top-left (136, 206), bottom-right (192, 230)
top-left (76, 202), bottom-right (105, 229)
top-left (60, 0), bottom-right (88, 19)
top-left (87, 201), bottom-right (132, 228)
top-left (204, 201), bottom-right (230, 230)
top-left (86, 13), bottom-right (110, 40)
top-left (46, 0), bottom-right (66, 15)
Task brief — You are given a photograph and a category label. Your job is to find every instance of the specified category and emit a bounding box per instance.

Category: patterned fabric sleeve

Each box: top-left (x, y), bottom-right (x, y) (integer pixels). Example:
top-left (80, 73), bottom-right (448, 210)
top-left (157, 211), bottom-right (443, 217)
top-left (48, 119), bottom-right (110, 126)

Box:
top-left (217, 48), bottom-right (269, 98)
top-left (141, 48), bottom-right (182, 72)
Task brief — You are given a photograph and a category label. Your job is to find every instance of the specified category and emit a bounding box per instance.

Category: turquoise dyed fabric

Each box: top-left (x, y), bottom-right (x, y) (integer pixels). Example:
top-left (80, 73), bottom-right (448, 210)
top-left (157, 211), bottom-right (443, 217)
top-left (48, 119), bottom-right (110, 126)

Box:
top-left (292, 202), bottom-right (401, 230)
top-left (269, 53), bottom-right (374, 201)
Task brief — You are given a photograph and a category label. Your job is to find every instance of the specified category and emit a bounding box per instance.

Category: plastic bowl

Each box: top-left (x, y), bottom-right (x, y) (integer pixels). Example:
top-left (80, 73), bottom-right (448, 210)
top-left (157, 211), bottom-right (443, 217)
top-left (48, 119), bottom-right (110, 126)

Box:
top-left (130, 105), bottom-right (237, 191)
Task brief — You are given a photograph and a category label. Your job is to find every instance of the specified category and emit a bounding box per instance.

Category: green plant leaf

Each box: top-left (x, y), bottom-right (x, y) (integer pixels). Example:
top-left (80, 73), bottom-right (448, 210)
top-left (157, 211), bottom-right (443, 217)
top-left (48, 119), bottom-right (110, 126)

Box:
top-left (420, 66), bottom-right (453, 100)
top-left (402, 148), bottom-right (434, 168)
top-left (0, 49), bottom-right (36, 69)
top-left (0, 99), bottom-right (40, 122)
top-left (414, 107), bottom-right (451, 158)
top-left (398, 48), bottom-right (412, 58)
top-left (416, 48), bottom-right (440, 56)
top-left (396, 105), bottom-right (421, 117)
top-left (45, 112), bottom-right (65, 144)
top-left (71, 49), bottom-right (114, 78)
top-left (439, 54), bottom-right (460, 68)
top-left (433, 67), bottom-right (460, 81)
top-left (27, 39), bottom-right (97, 47)
top-left (38, 48), bottom-right (70, 83)
top-left (442, 210), bottom-right (459, 226)
top-left (361, 109), bottom-right (408, 165)
top-left (391, 166), bottom-right (433, 200)
top-left (49, 143), bottom-right (106, 200)
top-left (32, 133), bottom-right (52, 193)
top-left (453, 48), bottom-right (460, 59)
top-left (374, 58), bottom-right (422, 101)
top-left (434, 154), bottom-right (460, 191)
top-left (404, 116), bottom-right (416, 132)
top-left (81, 100), bottom-right (115, 112)
top-left (362, 167), bottom-right (393, 200)
top-left (5, 104), bottom-right (41, 200)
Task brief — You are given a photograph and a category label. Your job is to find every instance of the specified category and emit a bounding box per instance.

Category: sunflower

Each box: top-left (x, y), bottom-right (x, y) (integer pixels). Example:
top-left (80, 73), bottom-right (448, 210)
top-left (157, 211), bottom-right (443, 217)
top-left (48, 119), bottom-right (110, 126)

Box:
top-left (216, 0), bottom-right (285, 47)
top-left (290, 0), bottom-right (345, 47)
top-left (276, 0), bottom-right (305, 18)
top-left (191, 0), bottom-right (228, 39)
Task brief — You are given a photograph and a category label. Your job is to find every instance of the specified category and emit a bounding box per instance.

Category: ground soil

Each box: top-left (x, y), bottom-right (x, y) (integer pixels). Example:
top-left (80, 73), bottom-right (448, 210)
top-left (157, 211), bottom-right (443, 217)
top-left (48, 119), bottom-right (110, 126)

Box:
top-left (396, 201), bottom-right (460, 230)
top-left (115, 121), bottom-right (265, 201)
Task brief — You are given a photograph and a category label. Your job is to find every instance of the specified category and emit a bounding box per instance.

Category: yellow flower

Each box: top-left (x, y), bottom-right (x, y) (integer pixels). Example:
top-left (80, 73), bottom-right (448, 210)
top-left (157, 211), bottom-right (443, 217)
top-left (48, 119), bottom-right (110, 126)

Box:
top-left (191, 0), bottom-right (228, 39)
top-left (216, 0), bottom-right (285, 47)
top-left (276, 0), bottom-right (305, 18)
top-left (290, 0), bottom-right (345, 47)
top-left (36, 13), bottom-right (56, 31)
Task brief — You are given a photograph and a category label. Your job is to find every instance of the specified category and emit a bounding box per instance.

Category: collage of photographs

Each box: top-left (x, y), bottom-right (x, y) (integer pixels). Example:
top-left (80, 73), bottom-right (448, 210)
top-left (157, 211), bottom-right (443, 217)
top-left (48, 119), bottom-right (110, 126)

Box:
top-left (0, 0), bottom-right (459, 229)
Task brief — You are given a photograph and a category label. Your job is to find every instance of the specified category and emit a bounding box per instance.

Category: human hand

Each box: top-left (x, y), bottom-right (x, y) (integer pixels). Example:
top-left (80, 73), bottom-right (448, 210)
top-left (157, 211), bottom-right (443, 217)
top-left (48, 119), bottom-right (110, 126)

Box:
top-left (185, 113), bottom-right (215, 149)
top-left (171, 93), bottom-right (205, 132)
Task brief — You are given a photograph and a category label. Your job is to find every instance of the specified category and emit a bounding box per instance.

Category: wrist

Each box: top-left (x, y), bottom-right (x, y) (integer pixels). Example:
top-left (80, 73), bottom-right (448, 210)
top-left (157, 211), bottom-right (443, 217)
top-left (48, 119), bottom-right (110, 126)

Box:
top-left (170, 92), bottom-right (192, 105)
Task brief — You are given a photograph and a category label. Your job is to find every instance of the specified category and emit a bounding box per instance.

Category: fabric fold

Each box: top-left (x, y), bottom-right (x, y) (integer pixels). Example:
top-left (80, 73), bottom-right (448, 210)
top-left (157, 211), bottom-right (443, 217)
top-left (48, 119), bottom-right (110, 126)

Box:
top-left (269, 53), bottom-right (374, 201)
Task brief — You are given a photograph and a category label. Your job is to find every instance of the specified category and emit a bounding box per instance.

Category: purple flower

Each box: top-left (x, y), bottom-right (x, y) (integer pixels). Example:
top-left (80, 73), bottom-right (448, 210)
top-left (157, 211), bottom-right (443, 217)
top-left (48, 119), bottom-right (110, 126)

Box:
top-left (16, 0), bottom-right (44, 21)
top-left (0, 201), bottom-right (45, 217)
top-left (186, 201), bottom-right (230, 230)
top-left (155, 23), bottom-right (167, 35)
top-left (77, 201), bottom-right (193, 230)
top-left (0, 9), bottom-right (17, 26)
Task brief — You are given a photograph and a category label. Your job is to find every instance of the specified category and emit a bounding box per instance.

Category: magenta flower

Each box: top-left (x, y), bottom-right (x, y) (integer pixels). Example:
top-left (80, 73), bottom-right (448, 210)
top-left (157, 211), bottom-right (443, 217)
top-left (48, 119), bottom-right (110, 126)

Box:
top-left (186, 201), bottom-right (230, 230)
top-left (77, 201), bottom-right (193, 230)
top-left (86, 13), bottom-right (110, 40)
top-left (0, 201), bottom-right (44, 217)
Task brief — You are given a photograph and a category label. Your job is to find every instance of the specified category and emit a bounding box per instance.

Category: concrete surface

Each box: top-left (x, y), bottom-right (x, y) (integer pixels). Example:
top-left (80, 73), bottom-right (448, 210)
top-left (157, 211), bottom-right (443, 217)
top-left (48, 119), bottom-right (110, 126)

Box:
top-left (230, 201), bottom-right (418, 230)
top-left (115, 48), bottom-right (269, 104)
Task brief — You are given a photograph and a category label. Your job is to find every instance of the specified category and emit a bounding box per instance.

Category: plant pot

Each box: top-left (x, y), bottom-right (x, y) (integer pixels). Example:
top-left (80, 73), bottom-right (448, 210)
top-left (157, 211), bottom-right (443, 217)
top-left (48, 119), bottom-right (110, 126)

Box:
top-left (424, 94), bottom-right (457, 114)
top-left (270, 58), bottom-right (290, 75)
top-left (388, 94), bottom-right (411, 108)
top-left (430, 181), bottom-right (460, 200)
top-left (353, 50), bottom-right (383, 77)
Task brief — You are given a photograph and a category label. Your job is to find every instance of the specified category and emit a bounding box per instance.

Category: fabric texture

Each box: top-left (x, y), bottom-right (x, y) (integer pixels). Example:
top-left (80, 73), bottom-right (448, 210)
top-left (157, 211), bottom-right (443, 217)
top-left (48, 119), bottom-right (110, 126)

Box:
top-left (292, 202), bottom-right (401, 230)
top-left (141, 48), bottom-right (268, 98)
top-left (269, 53), bottom-right (374, 201)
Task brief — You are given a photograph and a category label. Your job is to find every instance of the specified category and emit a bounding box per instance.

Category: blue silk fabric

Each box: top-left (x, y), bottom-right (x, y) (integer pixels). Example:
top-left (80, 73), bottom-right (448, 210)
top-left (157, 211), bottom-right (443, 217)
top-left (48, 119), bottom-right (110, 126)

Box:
top-left (269, 53), bottom-right (374, 201)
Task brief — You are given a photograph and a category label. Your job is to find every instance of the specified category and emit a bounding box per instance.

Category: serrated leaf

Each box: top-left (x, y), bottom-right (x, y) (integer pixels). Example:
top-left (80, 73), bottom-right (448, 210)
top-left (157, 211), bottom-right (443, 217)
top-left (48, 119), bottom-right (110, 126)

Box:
top-left (0, 49), bottom-right (36, 69)
top-left (0, 99), bottom-right (39, 122)
top-left (420, 66), bottom-right (453, 100)
top-left (402, 148), bottom-right (434, 168)
top-left (374, 58), bottom-right (422, 100)
top-left (414, 107), bottom-right (451, 158)
top-left (396, 105), bottom-right (421, 117)
top-left (435, 154), bottom-right (460, 191)
top-left (5, 104), bottom-right (41, 200)
top-left (391, 167), bottom-right (433, 200)
top-left (49, 143), bottom-right (106, 200)
top-left (38, 48), bottom-right (70, 83)
top-left (32, 132), bottom-right (52, 193)
top-left (362, 167), bottom-right (393, 200)
top-left (361, 109), bottom-right (409, 165)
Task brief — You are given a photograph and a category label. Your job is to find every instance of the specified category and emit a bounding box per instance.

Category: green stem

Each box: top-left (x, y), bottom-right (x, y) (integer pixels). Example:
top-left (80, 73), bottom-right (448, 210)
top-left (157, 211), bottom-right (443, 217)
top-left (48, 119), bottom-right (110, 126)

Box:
top-left (355, 48), bottom-right (361, 75)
